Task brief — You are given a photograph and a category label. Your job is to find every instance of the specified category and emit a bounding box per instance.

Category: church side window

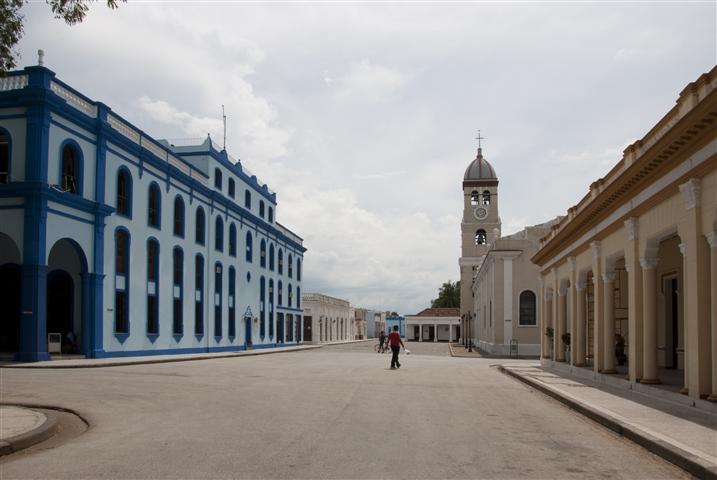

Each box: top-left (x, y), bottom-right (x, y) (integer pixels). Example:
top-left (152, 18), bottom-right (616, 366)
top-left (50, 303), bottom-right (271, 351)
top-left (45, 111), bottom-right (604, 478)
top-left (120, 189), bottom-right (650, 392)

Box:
top-left (173, 247), bottom-right (183, 335)
top-left (482, 190), bottom-right (491, 205)
top-left (0, 131), bottom-right (9, 184)
top-left (116, 168), bottom-right (132, 217)
top-left (195, 207), bottom-right (206, 245)
top-left (475, 229), bottom-right (487, 245)
top-left (470, 190), bottom-right (479, 206)
top-left (260, 200), bottom-right (265, 219)
top-left (195, 254), bottom-right (204, 335)
top-left (519, 291), bottom-right (537, 326)
top-left (269, 279), bottom-right (274, 339)
top-left (215, 216), bottom-right (224, 252)
top-left (214, 168), bottom-right (222, 190)
top-left (246, 231), bottom-right (253, 262)
top-left (214, 263), bottom-right (223, 338)
top-left (228, 267), bottom-right (236, 339)
top-left (229, 223), bottom-right (237, 257)
top-left (146, 239), bottom-right (160, 335)
top-left (114, 229), bottom-right (130, 334)
top-left (269, 243), bottom-right (275, 271)
top-left (260, 239), bottom-right (267, 268)
top-left (245, 190), bottom-right (251, 209)
top-left (260, 276), bottom-right (266, 338)
top-left (278, 249), bottom-right (283, 275)
top-left (148, 183), bottom-right (161, 228)
top-left (288, 254), bottom-right (293, 278)
top-left (61, 143), bottom-right (81, 194)
top-left (173, 196), bottom-right (185, 238)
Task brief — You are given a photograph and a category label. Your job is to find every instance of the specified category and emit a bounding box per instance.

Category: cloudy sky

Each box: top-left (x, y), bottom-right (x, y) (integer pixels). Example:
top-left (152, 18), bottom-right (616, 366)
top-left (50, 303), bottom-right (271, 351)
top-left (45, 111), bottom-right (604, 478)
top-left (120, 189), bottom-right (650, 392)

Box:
top-left (16, 1), bottom-right (716, 314)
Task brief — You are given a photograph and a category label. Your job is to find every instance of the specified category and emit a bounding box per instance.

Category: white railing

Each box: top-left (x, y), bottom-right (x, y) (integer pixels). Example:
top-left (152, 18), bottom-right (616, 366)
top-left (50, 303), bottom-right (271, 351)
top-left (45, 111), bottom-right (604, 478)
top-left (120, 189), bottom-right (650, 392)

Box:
top-left (50, 81), bottom-right (97, 118)
top-left (190, 169), bottom-right (209, 186)
top-left (107, 114), bottom-right (141, 144)
top-left (141, 137), bottom-right (168, 162)
top-left (276, 222), bottom-right (303, 245)
top-left (0, 75), bottom-right (28, 91)
top-left (169, 154), bottom-right (191, 175)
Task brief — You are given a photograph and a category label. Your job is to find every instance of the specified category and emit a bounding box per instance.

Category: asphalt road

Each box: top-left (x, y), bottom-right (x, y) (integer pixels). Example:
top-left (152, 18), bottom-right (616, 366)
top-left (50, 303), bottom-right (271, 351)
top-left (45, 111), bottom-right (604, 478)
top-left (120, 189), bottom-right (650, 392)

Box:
top-left (0, 342), bottom-right (686, 479)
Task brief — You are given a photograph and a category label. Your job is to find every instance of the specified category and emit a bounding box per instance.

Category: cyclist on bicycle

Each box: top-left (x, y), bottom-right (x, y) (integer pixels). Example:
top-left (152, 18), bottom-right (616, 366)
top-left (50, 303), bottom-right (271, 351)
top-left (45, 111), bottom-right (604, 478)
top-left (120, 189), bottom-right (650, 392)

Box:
top-left (378, 330), bottom-right (387, 353)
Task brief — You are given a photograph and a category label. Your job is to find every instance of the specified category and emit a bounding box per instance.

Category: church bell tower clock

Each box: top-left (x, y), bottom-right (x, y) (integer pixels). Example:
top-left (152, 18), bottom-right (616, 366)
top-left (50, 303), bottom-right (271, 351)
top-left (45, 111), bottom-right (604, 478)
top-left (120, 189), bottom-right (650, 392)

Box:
top-left (459, 133), bottom-right (501, 340)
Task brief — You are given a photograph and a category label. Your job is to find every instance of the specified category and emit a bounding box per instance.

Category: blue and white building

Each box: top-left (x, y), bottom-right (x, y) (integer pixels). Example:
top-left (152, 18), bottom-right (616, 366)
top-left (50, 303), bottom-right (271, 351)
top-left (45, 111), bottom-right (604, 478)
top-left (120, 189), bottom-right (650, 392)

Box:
top-left (0, 63), bottom-right (306, 361)
top-left (385, 314), bottom-right (405, 338)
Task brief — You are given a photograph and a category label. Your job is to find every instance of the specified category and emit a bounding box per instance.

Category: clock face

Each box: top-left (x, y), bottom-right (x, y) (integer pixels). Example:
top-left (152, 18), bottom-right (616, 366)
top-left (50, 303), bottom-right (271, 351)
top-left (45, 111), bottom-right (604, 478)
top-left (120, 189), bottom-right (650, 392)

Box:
top-left (474, 207), bottom-right (488, 220)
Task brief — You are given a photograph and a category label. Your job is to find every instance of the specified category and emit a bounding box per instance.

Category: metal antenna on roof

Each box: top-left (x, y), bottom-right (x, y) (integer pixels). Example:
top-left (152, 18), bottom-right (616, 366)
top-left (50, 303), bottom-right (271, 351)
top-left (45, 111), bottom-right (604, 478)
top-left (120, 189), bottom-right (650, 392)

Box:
top-left (222, 105), bottom-right (227, 152)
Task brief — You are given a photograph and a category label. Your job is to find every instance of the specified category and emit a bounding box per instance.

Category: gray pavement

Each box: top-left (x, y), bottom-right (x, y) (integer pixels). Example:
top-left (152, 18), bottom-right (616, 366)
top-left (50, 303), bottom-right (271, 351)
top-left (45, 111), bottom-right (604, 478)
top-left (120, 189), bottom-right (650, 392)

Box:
top-left (0, 342), bottom-right (688, 479)
top-left (501, 363), bottom-right (717, 479)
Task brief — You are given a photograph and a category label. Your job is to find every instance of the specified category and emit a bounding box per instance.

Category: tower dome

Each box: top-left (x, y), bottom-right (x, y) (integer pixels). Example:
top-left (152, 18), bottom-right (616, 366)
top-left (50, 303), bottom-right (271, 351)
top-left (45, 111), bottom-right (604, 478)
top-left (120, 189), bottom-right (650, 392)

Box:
top-left (463, 147), bottom-right (497, 183)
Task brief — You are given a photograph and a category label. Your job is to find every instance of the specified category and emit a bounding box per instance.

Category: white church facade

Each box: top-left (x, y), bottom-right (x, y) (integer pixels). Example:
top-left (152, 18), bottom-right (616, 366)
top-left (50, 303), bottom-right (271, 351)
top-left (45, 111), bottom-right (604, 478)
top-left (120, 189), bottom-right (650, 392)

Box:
top-left (0, 63), bottom-right (305, 361)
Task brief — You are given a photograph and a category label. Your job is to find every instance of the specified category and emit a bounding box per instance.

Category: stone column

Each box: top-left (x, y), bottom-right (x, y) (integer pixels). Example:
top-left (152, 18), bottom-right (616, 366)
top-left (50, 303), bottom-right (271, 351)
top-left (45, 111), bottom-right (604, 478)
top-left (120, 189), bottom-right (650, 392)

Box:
top-left (602, 270), bottom-right (617, 374)
top-left (448, 325), bottom-right (453, 343)
top-left (568, 257), bottom-right (578, 365)
top-left (591, 241), bottom-right (604, 372)
top-left (419, 324), bottom-right (423, 342)
top-left (707, 232), bottom-right (717, 402)
top-left (640, 257), bottom-right (660, 384)
top-left (625, 218), bottom-right (644, 383)
top-left (434, 323), bottom-right (438, 342)
top-left (539, 277), bottom-right (547, 358)
top-left (556, 286), bottom-right (567, 362)
top-left (575, 280), bottom-right (587, 367)
top-left (545, 291), bottom-right (553, 359)
top-left (679, 178), bottom-right (711, 399)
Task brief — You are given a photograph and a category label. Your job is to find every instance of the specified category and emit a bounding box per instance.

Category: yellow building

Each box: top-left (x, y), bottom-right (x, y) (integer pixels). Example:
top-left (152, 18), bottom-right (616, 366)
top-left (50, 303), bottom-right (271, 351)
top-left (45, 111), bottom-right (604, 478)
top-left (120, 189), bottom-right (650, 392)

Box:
top-left (532, 66), bottom-right (717, 402)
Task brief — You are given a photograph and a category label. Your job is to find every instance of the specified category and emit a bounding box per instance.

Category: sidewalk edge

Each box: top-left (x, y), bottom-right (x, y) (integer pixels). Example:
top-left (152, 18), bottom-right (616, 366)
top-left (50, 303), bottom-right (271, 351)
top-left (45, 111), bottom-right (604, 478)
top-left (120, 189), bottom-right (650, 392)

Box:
top-left (0, 409), bottom-right (58, 456)
top-left (498, 365), bottom-right (717, 480)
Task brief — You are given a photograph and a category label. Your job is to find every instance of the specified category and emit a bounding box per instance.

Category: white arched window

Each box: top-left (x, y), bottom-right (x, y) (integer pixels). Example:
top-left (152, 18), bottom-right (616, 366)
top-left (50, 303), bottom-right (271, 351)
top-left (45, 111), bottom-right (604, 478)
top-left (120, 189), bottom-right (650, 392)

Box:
top-left (519, 290), bottom-right (537, 326)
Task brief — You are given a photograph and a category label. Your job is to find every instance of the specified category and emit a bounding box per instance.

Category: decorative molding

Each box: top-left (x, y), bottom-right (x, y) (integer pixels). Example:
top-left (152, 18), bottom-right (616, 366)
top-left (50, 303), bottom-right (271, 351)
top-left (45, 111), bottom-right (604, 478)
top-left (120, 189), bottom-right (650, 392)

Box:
top-left (640, 257), bottom-right (659, 270)
top-left (602, 271), bottom-right (617, 283)
top-left (678, 178), bottom-right (701, 210)
top-left (591, 241), bottom-right (601, 261)
top-left (567, 256), bottom-right (577, 272)
top-left (679, 242), bottom-right (687, 257)
top-left (575, 280), bottom-right (587, 291)
top-left (0, 75), bottom-right (28, 91)
top-left (624, 217), bottom-right (638, 241)
top-left (706, 231), bottom-right (717, 249)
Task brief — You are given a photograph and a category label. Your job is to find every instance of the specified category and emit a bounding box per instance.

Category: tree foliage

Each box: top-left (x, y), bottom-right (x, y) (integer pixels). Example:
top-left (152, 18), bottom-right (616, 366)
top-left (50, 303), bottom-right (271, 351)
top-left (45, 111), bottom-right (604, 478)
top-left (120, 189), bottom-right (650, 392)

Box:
top-left (0, 0), bottom-right (123, 76)
top-left (430, 280), bottom-right (460, 308)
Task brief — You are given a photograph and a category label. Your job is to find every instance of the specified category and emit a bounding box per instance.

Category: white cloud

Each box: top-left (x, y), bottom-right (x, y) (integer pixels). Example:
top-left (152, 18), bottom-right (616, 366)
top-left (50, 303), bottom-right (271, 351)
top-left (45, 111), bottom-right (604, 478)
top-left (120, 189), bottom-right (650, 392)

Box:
top-left (332, 59), bottom-right (411, 101)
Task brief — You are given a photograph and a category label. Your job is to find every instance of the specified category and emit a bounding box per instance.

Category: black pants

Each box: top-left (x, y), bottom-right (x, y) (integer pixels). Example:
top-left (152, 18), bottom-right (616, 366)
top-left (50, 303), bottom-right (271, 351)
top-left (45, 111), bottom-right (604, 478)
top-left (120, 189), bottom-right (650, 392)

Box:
top-left (390, 346), bottom-right (401, 368)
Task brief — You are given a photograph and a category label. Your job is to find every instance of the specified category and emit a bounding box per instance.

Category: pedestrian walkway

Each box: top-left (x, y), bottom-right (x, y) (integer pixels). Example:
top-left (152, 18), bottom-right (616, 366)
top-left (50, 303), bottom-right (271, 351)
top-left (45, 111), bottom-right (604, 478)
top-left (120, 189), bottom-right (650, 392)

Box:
top-left (0, 406), bottom-right (56, 455)
top-left (448, 343), bottom-right (483, 358)
top-left (0, 344), bottom-right (320, 369)
top-left (501, 363), bottom-right (717, 479)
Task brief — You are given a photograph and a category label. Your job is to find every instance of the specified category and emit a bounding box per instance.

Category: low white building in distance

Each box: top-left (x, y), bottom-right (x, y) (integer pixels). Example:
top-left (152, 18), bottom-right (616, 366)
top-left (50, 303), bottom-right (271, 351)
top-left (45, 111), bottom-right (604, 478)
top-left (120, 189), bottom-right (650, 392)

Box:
top-left (405, 308), bottom-right (460, 342)
top-left (302, 293), bottom-right (354, 344)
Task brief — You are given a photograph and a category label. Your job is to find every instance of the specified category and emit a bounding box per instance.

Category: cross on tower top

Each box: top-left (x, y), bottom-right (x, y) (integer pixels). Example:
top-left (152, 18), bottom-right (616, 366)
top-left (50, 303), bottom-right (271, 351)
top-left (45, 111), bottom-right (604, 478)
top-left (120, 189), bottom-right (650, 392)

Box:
top-left (475, 130), bottom-right (485, 149)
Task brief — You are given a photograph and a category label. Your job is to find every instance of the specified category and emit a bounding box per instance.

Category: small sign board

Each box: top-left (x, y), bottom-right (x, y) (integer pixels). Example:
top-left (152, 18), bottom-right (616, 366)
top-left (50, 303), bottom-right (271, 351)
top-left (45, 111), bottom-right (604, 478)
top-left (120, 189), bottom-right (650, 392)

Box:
top-left (48, 333), bottom-right (62, 354)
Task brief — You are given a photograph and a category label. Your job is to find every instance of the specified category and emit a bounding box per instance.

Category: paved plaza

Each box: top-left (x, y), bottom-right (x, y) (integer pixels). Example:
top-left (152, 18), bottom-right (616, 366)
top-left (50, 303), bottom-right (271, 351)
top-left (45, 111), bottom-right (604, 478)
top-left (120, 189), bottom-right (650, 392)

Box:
top-left (0, 343), bottom-right (687, 479)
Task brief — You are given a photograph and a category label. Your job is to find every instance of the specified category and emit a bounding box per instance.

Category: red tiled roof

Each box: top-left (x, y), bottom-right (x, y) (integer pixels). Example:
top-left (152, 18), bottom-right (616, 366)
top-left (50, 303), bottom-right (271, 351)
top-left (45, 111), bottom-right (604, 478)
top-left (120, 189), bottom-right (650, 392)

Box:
top-left (414, 308), bottom-right (460, 317)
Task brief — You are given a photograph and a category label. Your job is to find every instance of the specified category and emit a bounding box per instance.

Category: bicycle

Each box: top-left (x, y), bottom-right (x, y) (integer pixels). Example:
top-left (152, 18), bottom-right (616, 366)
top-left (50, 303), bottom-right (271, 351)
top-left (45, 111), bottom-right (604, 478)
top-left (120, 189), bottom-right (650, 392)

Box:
top-left (374, 343), bottom-right (390, 354)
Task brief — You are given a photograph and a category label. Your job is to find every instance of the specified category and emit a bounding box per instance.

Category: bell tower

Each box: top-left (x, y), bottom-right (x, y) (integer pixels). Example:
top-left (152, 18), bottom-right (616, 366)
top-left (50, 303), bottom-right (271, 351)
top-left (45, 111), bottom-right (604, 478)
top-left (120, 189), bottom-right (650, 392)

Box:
top-left (459, 139), bottom-right (500, 331)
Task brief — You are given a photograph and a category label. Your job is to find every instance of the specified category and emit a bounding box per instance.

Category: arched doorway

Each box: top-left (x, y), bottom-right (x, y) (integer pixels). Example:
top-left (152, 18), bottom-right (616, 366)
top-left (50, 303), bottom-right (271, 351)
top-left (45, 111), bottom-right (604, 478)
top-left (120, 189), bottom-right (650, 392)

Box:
top-left (47, 238), bottom-right (88, 355)
top-left (0, 233), bottom-right (21, 356)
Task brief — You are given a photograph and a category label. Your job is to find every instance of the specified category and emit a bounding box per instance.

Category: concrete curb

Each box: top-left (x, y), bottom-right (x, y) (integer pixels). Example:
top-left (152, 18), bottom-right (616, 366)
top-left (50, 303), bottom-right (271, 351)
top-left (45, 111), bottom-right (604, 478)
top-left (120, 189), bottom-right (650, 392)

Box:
top-left (0, 408), bottom-right (58, 457)
top-left (1, 345), bottom-right (322, 369)
top-left (498, 365), bottom-right (717, 480)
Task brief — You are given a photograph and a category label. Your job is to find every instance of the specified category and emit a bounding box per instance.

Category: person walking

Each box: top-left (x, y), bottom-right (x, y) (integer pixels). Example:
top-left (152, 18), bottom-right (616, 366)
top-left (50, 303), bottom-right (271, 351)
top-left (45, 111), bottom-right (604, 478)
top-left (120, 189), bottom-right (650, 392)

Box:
top-left (388, 325), bottom-right (404, 369)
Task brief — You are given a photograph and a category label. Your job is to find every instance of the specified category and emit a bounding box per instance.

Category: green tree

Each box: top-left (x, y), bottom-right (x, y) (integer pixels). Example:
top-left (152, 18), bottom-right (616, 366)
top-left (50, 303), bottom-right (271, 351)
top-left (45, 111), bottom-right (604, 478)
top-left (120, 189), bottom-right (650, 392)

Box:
top-left (1, 0), bottom-right (123, 76)
top-left (430, 280), bottom-right (460, 308)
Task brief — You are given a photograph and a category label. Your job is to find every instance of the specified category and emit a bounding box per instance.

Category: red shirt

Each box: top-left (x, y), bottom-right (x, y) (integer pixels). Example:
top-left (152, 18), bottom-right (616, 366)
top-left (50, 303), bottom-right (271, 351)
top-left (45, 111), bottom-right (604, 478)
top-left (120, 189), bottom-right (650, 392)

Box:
top-left (388, 331), bottom-right (401, 347)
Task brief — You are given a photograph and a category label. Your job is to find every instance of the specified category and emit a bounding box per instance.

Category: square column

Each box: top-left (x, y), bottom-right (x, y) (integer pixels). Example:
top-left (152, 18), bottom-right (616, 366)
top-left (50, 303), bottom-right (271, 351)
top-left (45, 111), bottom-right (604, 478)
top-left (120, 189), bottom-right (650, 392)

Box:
top-left (591, 241), bottom-right (605, 372)
top-left (640, 256), bottom-right (660, 384)
top-left (568, 258), bottom-right (578, 365)
top-left (575, 280), bottom-right (587, 367)
top-left (434, 323), bottom-right (438, 342)
top-left (625, 218), bottom-right (644, 382)
top-left (679, 178), bottom-right (711, 399)
top-left (602, 271), bottom-right (617, 374)
top-left (706, 232), bottom-right (717, 402)
top-left (556, 286), bottom-right (567, 362)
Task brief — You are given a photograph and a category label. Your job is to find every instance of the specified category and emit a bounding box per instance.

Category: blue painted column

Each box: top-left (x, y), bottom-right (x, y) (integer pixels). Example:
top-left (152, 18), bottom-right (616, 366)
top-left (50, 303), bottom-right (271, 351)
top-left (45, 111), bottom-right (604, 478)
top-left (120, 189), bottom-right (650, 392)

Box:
top-left (87, 273), bottom-right (105, 358)
top-left (15, 67), bottom-right (53, 362)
